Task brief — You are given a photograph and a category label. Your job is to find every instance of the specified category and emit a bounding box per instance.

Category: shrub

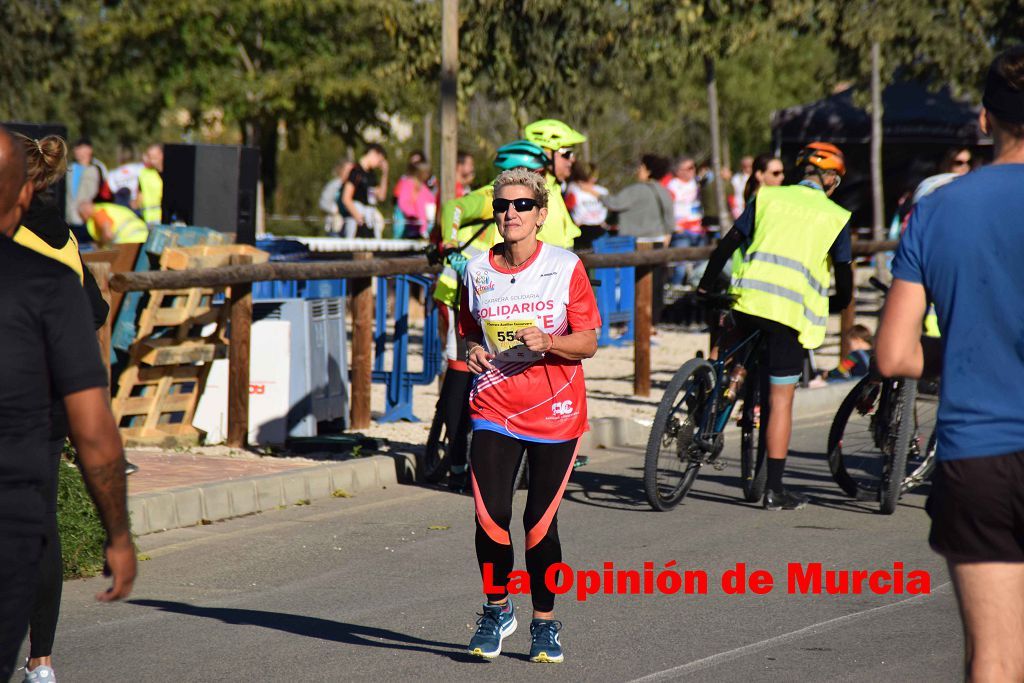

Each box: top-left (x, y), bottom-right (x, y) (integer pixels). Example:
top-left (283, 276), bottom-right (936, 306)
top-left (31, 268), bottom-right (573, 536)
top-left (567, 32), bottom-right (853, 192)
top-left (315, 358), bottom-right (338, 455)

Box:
top-left (57, 458), bottom-right (107, 579)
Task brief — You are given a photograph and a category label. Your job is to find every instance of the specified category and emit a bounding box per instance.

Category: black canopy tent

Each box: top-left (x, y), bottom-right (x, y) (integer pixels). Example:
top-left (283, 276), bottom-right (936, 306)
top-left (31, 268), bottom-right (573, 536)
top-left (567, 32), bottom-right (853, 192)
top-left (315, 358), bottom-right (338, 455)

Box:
top-left (770, 82), bottom-right (991, 230)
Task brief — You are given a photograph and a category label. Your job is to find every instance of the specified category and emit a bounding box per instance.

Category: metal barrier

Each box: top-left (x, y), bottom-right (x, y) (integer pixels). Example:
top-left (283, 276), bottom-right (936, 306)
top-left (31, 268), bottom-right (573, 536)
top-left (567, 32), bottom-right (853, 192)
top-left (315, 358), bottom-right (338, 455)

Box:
top-left (592, 235), bottom-right (636, 347)
top-left (372, 274), bottom-right (443, 423)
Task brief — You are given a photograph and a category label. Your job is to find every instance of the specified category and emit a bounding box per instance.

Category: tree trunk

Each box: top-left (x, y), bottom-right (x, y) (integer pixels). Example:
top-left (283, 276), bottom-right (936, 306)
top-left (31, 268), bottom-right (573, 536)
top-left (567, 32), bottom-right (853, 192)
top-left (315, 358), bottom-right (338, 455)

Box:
top-left (243, 119), bottom-right (279, 215)
top-left (870, 41), bottom-right (888, 278)
top-left (705, 56), bottom-right (731, 233)
top-left (439, 0), bottom-right (459, 205)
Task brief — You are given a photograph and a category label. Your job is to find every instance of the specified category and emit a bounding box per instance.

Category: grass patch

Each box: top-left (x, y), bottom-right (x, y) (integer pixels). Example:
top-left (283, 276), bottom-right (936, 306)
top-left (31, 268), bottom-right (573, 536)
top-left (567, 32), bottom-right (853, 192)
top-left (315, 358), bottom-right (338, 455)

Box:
top-left (57, 461), bottom-right (107, 579)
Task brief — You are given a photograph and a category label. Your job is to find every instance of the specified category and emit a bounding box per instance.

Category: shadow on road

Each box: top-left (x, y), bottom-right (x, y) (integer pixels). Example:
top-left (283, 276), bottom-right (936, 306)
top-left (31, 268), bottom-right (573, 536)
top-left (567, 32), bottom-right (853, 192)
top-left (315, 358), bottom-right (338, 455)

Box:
top-left (563, 465), bottom-right (650, 511)
top-left (129, 600), bottom-right (483, 663)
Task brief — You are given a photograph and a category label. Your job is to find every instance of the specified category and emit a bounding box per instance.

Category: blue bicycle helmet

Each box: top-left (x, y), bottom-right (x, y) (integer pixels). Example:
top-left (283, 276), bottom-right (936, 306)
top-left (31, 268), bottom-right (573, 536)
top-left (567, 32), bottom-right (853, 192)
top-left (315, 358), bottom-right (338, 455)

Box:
top-left (494, 140), bottom-right (548, 170)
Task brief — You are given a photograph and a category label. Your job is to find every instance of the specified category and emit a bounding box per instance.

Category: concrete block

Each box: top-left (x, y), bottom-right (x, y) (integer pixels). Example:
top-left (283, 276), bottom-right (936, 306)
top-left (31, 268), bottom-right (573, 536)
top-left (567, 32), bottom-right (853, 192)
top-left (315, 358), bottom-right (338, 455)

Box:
top-left (281, 474), bottom-right (309, 505)
top-left (173, 489), bottom-right (204, 527)
top-left (227, 480), bottom-right (258, 517)
top-left (305, 469), bottom-right (332, 500)
top-left (253, 476), bottom-right (284, 510)
top-left (374, 455), bottom-right (398, 487)
top-left (201, 483), bottom-right (232, 521)
top-left (128, 496), bottom-right (149, 536)
top-left (330, 466), bottom-right (353, 493)
top-left (144, 493), bottom-right (178, 532)
top-left (346, 457), bottom-right (380, 492)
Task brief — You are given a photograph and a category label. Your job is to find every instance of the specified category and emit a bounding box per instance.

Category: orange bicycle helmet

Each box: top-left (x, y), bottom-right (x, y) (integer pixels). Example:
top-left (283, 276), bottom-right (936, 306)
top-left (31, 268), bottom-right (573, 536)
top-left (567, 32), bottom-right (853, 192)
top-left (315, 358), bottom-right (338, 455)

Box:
top-left (796, 141), bottom-right (846, 177)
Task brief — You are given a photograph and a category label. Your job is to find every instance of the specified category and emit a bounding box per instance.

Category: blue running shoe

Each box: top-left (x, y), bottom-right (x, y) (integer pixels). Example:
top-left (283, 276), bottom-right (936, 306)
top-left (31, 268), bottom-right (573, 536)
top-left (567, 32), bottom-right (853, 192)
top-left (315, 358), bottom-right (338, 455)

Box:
top-left (467, 598), bottom-right (516, 659)
top-left (529, 618), bottom-right (564, 663)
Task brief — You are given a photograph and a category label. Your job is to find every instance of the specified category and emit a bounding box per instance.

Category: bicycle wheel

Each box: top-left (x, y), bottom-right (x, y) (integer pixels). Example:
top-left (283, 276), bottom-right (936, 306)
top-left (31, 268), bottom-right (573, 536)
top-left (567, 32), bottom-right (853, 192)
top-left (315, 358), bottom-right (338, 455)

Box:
top-left (827, 375), bottom-right (885, 499)
top-left (739, 368), bottom-right (767, 502)
top-left (880, 378), bottom-right (917, 514)
top-left (644, 358), bottom-right (716, 511)
top-left (421, 401), bottom-right (450, 484)
top-left (901, 383), bottom-right (939, 494)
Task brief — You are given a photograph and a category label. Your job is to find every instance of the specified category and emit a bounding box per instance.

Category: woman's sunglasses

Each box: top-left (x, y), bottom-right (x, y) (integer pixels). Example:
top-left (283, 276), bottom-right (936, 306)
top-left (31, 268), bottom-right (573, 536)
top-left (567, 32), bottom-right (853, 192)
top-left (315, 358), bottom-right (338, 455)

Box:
top-left (493, 197), bottom-right (540, 214)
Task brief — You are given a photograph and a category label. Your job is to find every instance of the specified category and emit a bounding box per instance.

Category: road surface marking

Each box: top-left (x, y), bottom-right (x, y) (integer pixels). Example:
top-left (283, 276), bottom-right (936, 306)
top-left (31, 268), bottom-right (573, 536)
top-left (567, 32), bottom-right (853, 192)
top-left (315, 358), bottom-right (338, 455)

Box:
top-left (628, 581), bottom-right (953, 682)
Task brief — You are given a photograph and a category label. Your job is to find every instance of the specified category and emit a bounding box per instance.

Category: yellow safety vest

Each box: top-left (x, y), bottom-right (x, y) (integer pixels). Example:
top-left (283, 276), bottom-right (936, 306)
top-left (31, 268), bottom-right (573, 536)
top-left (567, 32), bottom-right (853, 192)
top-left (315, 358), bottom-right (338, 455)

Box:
top-left (540, 174), bottom-right (580, 249)
top-left (730, 185), bottom-right (850, 349)
top-left (138, 167), bottom-right (163, 224)
top-left (87, 202), bottom-right (149, 245)
top-left (14, 228), bottom-right (85, 284)
top-left (924, 304), bottom-right (940, 338)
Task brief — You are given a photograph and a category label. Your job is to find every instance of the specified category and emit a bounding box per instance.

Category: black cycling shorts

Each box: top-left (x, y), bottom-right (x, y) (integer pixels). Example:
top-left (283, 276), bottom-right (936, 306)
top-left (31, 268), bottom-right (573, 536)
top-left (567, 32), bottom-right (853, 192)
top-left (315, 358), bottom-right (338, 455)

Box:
top-left (927, 450), bottom-right (1024, 563)
top-left (733, 311), bottom-right (804, 382)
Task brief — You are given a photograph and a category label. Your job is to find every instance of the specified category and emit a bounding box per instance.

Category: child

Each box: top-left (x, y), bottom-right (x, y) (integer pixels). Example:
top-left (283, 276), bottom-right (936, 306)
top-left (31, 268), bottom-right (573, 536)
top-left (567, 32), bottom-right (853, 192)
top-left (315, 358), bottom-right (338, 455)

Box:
top-left (810, 324), bottom-right (873, 387)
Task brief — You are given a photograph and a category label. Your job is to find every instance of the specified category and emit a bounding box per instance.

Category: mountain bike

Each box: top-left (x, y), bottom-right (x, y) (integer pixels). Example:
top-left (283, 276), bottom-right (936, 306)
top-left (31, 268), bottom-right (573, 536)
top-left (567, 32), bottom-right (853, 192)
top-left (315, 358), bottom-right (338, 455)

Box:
top-left (643, 295), bottom-right (769, 511)
top-left (825, 278), bottom-right (939, 514)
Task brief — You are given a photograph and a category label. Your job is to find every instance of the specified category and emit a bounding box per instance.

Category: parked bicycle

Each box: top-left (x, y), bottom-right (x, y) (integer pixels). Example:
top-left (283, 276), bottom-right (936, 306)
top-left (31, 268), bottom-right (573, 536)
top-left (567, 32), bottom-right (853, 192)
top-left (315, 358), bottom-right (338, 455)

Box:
top-left (643, 294), bottom-right (770, 511)
top-left (826, 278), bottom-right (939, 514)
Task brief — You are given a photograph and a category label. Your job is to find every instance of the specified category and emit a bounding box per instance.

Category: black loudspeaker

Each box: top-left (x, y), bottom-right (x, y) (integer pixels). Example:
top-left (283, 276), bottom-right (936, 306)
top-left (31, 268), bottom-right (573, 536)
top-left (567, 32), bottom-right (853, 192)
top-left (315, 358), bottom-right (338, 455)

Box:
top-left (3, 121), bottom-right (69, 219)
top-left (162, 143), bottom-right (260, 244)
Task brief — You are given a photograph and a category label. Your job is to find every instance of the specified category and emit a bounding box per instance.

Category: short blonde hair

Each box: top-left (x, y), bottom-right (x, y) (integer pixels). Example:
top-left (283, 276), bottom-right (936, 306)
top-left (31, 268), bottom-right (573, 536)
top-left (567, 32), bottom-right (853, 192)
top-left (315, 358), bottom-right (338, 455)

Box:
top-left (492, 168), bottom-right (548, 209)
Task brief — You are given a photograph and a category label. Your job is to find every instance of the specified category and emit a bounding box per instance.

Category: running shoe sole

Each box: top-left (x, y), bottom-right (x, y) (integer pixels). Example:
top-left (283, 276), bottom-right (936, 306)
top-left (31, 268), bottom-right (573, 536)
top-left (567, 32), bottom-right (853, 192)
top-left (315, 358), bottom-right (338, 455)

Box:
top-left (467, 617), bottom-right (517, 659)
top-left (530, 651), bottom-right (564, 664)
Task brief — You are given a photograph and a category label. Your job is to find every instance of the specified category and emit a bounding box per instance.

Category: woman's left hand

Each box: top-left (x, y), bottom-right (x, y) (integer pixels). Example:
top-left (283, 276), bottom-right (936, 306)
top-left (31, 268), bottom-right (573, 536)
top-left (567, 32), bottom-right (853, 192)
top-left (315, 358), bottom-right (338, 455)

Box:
top-left (515, 326), bottom-right (552, 354)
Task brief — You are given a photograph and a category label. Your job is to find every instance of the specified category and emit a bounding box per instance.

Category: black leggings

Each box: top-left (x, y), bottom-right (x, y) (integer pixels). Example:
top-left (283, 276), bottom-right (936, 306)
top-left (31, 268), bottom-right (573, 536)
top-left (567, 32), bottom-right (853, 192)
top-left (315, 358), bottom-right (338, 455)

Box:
top-left (29, 438), bottom-right (63, 658)
top-left (470, 430), bottom-right (579, 612)
top-left (439, 369), bottom-right (473, 472)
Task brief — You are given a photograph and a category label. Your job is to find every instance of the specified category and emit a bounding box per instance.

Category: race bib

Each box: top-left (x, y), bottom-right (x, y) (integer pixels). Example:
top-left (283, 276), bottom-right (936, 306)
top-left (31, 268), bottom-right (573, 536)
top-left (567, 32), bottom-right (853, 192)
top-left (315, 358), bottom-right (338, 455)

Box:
top-left (484, 319), bottom-right (544, 362)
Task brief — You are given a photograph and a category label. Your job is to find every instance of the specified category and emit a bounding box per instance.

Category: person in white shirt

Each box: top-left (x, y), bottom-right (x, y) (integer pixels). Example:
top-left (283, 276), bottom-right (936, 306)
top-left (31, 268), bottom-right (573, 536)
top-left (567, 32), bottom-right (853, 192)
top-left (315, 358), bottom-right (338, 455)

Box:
top-left (564, 161), bottom-right (608, 250)
top-left (318, 158), bottom-right (353, 236)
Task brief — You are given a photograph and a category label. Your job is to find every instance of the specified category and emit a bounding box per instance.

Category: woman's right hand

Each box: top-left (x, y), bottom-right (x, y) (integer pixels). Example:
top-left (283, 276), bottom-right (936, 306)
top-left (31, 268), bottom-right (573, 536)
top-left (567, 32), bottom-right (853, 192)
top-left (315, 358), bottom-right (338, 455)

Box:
top-left (467, 345), bottom-right (496, 374)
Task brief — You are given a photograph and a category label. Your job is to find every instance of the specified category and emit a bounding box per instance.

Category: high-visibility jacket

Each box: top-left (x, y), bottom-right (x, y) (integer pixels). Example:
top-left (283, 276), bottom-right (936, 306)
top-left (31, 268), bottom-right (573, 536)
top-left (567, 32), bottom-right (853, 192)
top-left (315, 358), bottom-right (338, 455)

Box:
top-left (730, 185), bottom-right (850, 349)
top-left (137, 167), bottom-right (163, 224)
top-left (14, 228), bottom-right (84, 284)
top-left (87, 202), bottom-right (149, 245)
top-left (540, 173), bottom-right (580, 249)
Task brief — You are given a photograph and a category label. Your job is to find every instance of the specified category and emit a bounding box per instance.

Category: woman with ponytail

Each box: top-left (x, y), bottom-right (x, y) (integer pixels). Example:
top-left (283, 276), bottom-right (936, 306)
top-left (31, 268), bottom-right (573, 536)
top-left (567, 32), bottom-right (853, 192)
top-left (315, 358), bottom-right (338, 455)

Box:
top-left (15, 133), bottom-right (111, 683)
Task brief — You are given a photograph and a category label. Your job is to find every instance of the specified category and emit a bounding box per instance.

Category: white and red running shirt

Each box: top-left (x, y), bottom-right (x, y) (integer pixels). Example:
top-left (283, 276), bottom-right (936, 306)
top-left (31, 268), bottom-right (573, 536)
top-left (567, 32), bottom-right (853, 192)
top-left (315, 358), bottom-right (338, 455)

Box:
top-left (459, 242), bottom-right (601, 443)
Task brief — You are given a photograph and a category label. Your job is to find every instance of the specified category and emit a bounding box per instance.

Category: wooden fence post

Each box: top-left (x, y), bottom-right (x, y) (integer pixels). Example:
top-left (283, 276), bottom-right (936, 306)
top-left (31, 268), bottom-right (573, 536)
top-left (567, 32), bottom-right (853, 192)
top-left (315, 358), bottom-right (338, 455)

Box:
top-left (634, 242), bottom-right (653, 397)
top-left (86, 262), bottom-right (113, 381)
top-left (227, 255), bottom-right (253, 448)
top-left (350, 252), bottom-right (374, 429)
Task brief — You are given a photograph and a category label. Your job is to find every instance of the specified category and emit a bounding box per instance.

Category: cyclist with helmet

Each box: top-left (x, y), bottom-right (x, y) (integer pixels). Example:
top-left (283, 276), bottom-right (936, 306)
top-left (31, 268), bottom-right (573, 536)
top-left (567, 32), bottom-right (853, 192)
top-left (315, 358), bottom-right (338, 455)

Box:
top-left (432, 140), bottom-right (553, 492)
top-left (698, 141), bottom-right (854, 510)
top-left (523, 119), bottom-right (587, 250)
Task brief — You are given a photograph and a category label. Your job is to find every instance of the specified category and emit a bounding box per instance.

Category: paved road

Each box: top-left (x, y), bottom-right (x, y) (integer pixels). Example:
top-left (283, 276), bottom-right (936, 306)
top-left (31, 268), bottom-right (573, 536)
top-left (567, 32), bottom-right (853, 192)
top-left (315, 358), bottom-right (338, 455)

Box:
top-left (35, 411), bottom-right (959, 682)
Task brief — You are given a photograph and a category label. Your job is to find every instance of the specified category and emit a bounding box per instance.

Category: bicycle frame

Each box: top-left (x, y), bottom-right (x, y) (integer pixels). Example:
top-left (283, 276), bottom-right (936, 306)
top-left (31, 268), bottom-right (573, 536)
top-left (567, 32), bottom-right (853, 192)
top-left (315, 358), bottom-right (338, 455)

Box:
top-left (692, 327), bottom-right (765, 453)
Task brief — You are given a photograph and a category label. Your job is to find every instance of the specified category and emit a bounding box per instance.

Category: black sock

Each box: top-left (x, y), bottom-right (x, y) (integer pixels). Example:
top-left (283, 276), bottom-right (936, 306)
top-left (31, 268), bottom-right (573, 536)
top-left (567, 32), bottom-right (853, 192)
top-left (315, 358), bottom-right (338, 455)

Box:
top-left (766, 458), bottom-right (786, 494)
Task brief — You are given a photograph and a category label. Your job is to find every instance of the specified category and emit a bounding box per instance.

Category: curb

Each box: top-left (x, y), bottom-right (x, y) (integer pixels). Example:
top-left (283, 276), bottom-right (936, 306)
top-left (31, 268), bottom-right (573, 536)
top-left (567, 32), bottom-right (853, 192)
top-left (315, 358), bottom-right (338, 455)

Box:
top-left (581, 379), bottom-right (855, 451)
top-left (128, 455), bottom-right (397, 536)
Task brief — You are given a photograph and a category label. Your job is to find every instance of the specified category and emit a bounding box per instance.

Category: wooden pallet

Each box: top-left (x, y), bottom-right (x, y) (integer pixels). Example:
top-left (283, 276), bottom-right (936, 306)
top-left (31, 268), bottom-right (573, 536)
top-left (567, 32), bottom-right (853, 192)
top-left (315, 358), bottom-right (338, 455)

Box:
top-left (113, 363), bottom-right (209, 448)
top-left (113, 244), bottom-right (269, 447)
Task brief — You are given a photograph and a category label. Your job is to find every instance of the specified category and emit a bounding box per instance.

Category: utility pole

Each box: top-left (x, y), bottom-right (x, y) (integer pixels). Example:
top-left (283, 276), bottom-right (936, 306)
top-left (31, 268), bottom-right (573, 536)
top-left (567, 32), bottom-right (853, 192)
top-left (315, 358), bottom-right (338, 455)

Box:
top-left (870, 41), bottom-right (884, 241)
top-left (870, 41), bottom-right (888, 278)
top-left (440, 0), bottom-right (459, 204)
top-left (706, 56), bottom-right (731, 232)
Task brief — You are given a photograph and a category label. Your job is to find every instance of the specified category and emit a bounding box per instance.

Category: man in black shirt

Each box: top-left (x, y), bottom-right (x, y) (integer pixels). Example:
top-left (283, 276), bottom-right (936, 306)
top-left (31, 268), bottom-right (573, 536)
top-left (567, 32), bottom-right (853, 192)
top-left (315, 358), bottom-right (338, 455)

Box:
top-left (339, 143), bottom-right (389, 238)
top-left (0, 126), bottom-right (136, 680)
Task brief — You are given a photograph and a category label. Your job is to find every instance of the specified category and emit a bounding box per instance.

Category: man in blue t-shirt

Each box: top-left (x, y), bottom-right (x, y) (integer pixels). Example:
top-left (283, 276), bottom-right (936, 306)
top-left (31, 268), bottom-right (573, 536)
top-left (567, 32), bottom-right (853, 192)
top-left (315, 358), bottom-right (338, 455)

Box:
top-left (877, 46), bottom-right (1024, 681)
